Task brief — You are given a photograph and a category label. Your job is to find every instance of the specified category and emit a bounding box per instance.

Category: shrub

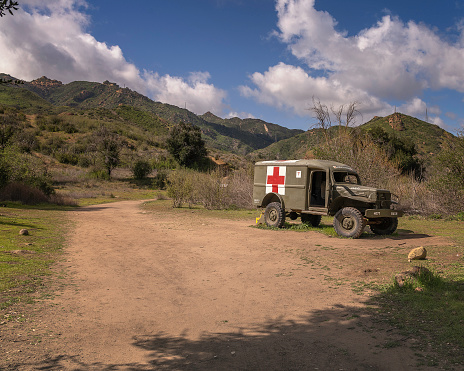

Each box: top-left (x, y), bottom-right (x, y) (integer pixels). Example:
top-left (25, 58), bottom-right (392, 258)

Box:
top-left (311, 131), bottom-right (401, 188)
top-left (13, 129), bottom-right (37, 153)
top-left (225, 168), bottom-right (254, 209)
top-left (0, 147), bottom-right (54, 195)
top-left (152, 170), bottom-right (168, 190)
top-left (166, 169), bottom-right (196, 207)
top-left (78, 155), bottom-right (92, 168)
top-left (194, 169), bottom-right (229, 210)
top-left (55, 150), bottom-right (80, 165)
top-left (166, 168), bottom-right (254, 210)
top-left (87, 168), bottom-right (110, 181)
top-left (0, 182), bottom-right (48, 204)
top-left (131, 159), bottom-right (151, 179)
top-left (425, 131), bottom-right (464, 215)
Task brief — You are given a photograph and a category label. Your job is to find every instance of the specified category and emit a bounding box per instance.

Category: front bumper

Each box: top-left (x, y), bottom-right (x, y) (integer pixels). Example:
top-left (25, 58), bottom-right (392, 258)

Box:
top-left (365, 209), bottom-right (403, 218)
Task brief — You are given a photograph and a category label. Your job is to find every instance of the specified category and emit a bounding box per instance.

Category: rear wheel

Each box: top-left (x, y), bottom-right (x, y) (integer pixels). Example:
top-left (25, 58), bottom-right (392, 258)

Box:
top-left (333, 207), bottom-right (366, 238)
top-left (301, 214), bottom-right (322, 227)
top-left (370, 217), bottom-right (398, 235)
top-left (264, 202), bottom-right (285, 228)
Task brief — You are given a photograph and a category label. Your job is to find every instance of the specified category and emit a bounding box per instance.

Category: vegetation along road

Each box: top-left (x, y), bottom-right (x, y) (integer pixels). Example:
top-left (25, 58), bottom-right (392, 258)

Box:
top-left (2, 199), bottom-right (463, 370)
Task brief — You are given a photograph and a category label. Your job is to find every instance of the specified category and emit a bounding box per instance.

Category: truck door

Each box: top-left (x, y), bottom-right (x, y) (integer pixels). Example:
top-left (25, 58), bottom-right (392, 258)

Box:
top-left (309, 170), bottom-right (327, 207)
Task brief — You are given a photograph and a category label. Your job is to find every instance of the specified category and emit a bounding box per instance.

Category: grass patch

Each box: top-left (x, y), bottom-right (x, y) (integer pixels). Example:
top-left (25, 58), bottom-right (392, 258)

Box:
top-left (0, 203), bottom-right (68, 312)
top-left (370, 268), bottom-right (464, 368)
top-left (141, 197), bottom-right (260, 221)
top-left (403, 216), bottom-right (464, 248)
top-left (253, 216), bottom-right (339, 237)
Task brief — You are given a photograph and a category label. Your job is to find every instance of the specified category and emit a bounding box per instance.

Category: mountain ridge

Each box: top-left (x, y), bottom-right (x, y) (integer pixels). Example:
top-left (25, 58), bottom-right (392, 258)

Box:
top-left (0, 74), bottom-right (304, 155)
top-left (0, 74), bottom-right (457, 163)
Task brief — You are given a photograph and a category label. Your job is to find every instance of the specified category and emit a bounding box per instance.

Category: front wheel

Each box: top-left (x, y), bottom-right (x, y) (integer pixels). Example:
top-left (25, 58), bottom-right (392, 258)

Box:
top-left (370, 217), bottom-right (398, 235)
top-left (333, 207), bottom-right (366, 238)
top-left (264, 202), bottom-right (285, 228)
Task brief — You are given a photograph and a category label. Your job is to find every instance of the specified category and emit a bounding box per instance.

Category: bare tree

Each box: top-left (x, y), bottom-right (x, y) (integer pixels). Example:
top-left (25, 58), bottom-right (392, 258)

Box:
top-left (0, 0), bottom-right (18, 17)
top-left (309, 97), bottom-right (332, 143)
top-left (310, 98), bottom-right (362, 141)
top-left (345, 101), bottom-right (361, 127)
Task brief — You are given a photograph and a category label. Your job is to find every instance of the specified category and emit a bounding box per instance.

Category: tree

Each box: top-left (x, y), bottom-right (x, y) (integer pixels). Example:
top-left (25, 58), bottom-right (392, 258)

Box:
top-left (94, 126), bottom-right (121, 178)
top-left (309, 97), bottom-right (361, 143)
top-left (427, 130), bottom-right (464, 214)
top-left (0, 0), bottom-right (18, 17)
top-left (166, 122), bottom-right (207, 168)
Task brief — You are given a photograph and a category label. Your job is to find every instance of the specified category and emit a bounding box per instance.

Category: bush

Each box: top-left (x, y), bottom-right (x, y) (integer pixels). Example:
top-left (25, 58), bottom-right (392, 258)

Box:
top-left (0, 147), bottom-right (54, 195)
top-left (166, 168), bottom-right (254, 210)
top-left (166, 169), bottom-right (196, 208)
top-left (194, 169), bottom-right (229, 209)
top-left (87, 168), bottom-right (110, 181)
top-left (152, 170), bottom-right (168, 190)
top-left (312, 131), bottom-right (400, 188)
top-left (13, 129), bottom-right (37, 153)
top-left (131, 160), bottom-right (151, 179)
top-left (55, 150), bottom-right (80, 165)
top-left (0, 182), bottom-right (49, 204)
top-left (425, 131), bottom-right (464, 215)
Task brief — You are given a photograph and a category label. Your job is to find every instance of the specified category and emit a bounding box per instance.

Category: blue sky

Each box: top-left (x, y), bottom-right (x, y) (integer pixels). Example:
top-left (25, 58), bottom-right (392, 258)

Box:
top-left (1, 0), bottom-right (464, 133)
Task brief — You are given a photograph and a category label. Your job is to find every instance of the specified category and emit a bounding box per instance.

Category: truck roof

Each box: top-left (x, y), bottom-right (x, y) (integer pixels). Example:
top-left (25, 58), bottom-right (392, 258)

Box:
top-left (255, 159), bottom-right (355, 171)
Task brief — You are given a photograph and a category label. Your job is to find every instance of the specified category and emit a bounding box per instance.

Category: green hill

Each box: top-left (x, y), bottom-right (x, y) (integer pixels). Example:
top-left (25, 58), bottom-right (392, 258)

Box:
top-left (0, 75), bottom-right (303, 155)
top-left (361, 113), bottom-right (453, 157)
top-left (1, 74), bottom-right (457, 164)
top-left (249, 113), bottom-right (456, 164)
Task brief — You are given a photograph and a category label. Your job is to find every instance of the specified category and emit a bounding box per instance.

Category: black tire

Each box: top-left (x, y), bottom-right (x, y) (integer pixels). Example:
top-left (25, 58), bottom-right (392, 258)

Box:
top-left (301, 214), bottom-right (322, 227)
top-left (264, 202), bottom-right (285, 228)
top-left (370, 217), bottom-right (398, 235)
top-left (333, 207), bottom-right (366, 238)
top-left (289, 211), bottom-right (298, 220)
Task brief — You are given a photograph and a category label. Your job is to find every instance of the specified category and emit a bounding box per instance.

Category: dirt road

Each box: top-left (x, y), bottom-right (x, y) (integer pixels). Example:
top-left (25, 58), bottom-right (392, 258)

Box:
top-left (4, 200), bottom-right (450, 370)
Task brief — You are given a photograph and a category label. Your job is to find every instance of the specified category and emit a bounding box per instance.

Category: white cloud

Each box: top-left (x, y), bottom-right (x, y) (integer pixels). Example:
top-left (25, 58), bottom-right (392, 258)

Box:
top-left (0, 0), bottom-right (226, 115)
top-left (242, 0), bottom-right (464, 124)
top-left (144, 71), bottom-right (226, 115)
top-left (240, 62), bottom-right (392, 122)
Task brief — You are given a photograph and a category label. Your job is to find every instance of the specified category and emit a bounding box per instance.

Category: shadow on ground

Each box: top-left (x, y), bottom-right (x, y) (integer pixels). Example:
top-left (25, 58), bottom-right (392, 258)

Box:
top-left (12, 304), bottom-right (431, 371)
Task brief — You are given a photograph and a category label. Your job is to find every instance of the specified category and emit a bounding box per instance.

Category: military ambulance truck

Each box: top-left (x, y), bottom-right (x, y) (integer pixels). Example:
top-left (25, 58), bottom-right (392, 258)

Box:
top-left (253, 159), bottom-right (402, 238)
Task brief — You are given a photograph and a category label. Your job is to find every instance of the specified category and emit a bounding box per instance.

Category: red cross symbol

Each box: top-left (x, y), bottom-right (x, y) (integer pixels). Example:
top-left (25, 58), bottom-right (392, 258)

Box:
top-left (267, 166), bottom-right (285, 193)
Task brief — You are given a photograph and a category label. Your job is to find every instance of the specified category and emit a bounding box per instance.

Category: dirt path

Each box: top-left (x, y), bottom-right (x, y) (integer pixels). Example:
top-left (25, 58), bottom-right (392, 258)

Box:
top-left (4, 200), bottom-right (451, 370)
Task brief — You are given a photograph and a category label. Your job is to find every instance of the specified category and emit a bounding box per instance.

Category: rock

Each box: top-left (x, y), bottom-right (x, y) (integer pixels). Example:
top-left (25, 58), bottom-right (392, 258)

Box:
top-left (388, 112), bottom-right (405, 131)
top-left (408, 246), bottom-right (427, 262)
top-left (19, 229), bottom-right (29, 236)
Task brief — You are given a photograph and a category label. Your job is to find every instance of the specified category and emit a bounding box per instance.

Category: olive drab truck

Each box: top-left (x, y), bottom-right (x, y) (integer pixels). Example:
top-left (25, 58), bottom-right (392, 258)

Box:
top-left (253, 160), bottom-right (403, 238)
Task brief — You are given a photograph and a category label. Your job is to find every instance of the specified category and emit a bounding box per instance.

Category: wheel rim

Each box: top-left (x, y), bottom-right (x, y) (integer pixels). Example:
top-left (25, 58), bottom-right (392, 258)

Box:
top-left (342, 216), bottom-right (354, 230)
top-left (268, 209), bottom-right (277, 222)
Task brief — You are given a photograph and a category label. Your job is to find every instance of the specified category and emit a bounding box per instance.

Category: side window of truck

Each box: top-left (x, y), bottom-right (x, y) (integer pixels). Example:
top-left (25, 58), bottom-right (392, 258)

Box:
top-left (310, 171), bottom-right (327, 206)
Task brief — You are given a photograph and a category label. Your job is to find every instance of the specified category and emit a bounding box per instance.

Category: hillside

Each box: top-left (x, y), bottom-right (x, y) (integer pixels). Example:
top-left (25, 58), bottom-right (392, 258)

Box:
top-left (0, 74), bottom-right (302, 155)
top-left (250, 113), bottom-right (455, 162)
top-left (362, 113), bottom-right (453, 157)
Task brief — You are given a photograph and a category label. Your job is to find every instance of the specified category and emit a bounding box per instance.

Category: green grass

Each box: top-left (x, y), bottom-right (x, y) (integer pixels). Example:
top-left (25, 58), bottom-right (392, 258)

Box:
top-left (371, 267), bottom-right (464, 368)
top-left (142, 197), bottom-right (261, 221)
top-left (0, 202), bottom-right (68, 311)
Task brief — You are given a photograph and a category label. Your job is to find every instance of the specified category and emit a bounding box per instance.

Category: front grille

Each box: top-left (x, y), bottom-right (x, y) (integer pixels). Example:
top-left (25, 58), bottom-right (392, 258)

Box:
top-left (377, 192), bottom-right (391, 209)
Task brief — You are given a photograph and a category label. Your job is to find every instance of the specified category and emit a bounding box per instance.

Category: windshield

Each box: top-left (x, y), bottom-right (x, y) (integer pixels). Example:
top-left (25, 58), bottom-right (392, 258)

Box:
top-left (333, 171), bottom-right (361, 185)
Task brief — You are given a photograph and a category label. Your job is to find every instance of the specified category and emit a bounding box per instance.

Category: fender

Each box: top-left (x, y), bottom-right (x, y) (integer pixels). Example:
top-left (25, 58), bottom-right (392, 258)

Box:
top-left (261, 192), bottom-right (285, 210)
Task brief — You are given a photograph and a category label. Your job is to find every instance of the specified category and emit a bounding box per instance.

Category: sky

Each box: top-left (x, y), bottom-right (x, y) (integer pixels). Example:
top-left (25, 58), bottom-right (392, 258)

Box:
top-left (1, 0), bottom-right (464, 133)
